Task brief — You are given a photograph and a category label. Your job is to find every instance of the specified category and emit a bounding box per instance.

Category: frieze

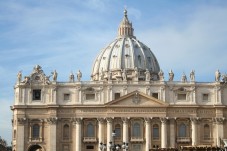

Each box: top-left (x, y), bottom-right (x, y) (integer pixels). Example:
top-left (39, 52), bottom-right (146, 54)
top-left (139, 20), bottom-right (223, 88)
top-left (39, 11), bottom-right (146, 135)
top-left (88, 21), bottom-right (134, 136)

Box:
top-left (168, 108), bottom-right (196, 114)
top-left (197, 109), bottom-right (215, 115)
top-left (58, 109), bottom-right (74, 114)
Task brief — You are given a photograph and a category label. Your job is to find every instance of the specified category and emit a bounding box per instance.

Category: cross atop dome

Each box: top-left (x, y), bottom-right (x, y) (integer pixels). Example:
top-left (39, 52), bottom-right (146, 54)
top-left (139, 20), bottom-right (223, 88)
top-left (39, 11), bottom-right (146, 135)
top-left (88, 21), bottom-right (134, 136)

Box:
top-left (118, 9), bottom-right (135, 38)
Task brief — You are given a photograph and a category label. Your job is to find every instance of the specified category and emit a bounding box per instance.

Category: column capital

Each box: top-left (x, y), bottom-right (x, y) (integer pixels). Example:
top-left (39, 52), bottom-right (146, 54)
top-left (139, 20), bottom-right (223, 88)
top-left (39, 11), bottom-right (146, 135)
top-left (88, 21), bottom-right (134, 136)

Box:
top-left (17, 117), bottom-right (27, 125)
top-left (97, 118), bottom-right (105, 123)
top-left (190, 117), bottom-right (200, 124)
top-left (46, 117), bottom-right (58, 125)
top-left (144, 117), bottom-right (151, 123)
top-left (106, 117), bottom-right (113, 123)
top-left (213, 117), bottom-right (225, 124)
top-left (160, 117), bottom-right (168, 124)
top-left (71, 117), bottom-right (82, 124)
top-left (122, 117), bottom-right (130, 123)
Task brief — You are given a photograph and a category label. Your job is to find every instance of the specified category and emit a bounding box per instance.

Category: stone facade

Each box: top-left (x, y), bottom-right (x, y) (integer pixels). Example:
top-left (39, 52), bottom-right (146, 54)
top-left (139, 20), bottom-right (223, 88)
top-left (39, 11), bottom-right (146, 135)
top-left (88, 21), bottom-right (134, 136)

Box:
top-left (11, 10), bottom-right (227, 151)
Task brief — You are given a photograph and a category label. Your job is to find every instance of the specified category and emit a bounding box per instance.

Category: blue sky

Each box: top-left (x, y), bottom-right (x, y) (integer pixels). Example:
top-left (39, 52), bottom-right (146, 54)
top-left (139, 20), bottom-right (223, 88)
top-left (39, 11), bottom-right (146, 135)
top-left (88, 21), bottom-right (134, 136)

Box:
top-left (0, 0), bottom-right (227, 144)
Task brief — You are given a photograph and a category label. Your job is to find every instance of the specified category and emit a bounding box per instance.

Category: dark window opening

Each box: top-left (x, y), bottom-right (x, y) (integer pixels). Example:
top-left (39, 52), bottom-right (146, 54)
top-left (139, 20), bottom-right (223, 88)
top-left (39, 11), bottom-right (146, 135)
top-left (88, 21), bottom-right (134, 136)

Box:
top-left (33, 89), bottom-right (41, 100)
top-left (115, 93), bottom-right (121, 100)
top-left (152, 93), bottom-right (159, 99)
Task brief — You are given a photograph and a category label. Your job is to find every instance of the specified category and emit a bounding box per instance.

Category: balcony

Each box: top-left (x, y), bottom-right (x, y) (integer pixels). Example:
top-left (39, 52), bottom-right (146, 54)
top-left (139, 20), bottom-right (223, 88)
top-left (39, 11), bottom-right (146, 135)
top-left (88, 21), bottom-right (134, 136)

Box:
top-left (29, 137), bottom-right (43, 142)
top-left (130, 137), bottom-right (144, 142)
top-left (177, 137), bottom-right (191, 143)
top-left (83, 137), bottom-right (97, 143)
top-left (203, 137), bottom-right (213, 142)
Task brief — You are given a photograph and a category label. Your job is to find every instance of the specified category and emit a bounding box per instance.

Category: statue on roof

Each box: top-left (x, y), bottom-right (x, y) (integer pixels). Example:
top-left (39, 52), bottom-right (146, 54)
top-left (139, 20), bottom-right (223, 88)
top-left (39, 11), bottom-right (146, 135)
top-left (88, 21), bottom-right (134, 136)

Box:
top-left (190, 70), bottom-right (195, 82)
top-left (181, 72), bottom-right (187, 83)
top-left (169, 69), bottom-right (174, 81)
top-left (215, 69), bottom-right (221, 82)
top-left (122, 69), bottom-right (127, 81)
top-left (158, 70), bottom-right (164, 81)
top-left (69, 72), bottom-right (75, 82)
top-left (145, 69), bottom-right (150, 81)
top-left (52, 70), bottom-right (58, 81)
top-left (17, 71), bottom-right (22, 83)
top-left (33, 65), bottom-right (42, 73)
top-left (77, 70), bottom-right (82, 81)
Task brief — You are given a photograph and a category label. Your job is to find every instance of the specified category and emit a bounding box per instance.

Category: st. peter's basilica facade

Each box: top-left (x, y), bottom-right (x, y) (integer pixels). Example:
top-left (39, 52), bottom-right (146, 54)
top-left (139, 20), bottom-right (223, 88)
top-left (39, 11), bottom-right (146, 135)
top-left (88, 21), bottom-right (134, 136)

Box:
top-left (11, 10), bottom-right (227, 151)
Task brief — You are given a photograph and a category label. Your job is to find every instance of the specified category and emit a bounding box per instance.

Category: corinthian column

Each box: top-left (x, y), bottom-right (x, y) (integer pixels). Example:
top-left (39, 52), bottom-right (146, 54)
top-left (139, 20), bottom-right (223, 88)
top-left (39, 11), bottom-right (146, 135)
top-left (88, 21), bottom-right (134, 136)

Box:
top-left (145, 118), bottom-right (151, 151)
top-left (191, 118), bottom-right (198, 146)
top-left (16, 118), bottom-right (26, 151)
top-left (46, 117), bottom-right (58, 151)
top-left (122, 117), bottom-right (129, 143)
top-left (160, 117), bottom-right (168, 148)
top-left (98, 118), bottom-right (105, 148)
top-left (106, 118), bottom-right (113, 151)
top-left (75, 118), bottom-right (82, 151)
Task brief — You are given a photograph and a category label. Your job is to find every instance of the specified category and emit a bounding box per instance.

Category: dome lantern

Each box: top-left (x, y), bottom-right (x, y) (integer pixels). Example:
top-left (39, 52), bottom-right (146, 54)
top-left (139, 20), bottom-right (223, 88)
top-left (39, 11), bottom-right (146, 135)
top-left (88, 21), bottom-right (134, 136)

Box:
top-left (118, 9), bottom-right (134, 38)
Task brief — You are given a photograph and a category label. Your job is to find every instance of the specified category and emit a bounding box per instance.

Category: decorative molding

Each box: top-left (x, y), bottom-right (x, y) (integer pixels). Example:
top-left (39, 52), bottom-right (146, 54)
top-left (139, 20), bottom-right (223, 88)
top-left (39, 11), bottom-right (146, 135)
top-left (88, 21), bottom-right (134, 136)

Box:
top-left (106, 117), bottom-right (113, 123)
top-left (17, 117), bottom-right (27, 125)
top-left (213, 117), bottom-right (225, 124)
top-left (71, 117), bottom-right (82, 124)
top-left (160, 117), bottom-right (168, 124)
top-left (121, 117), bottom-right (130, 123)
top-left (46, 117), bottom-right (58, 125)
top-left (97, 118), bottom-right (105, 124)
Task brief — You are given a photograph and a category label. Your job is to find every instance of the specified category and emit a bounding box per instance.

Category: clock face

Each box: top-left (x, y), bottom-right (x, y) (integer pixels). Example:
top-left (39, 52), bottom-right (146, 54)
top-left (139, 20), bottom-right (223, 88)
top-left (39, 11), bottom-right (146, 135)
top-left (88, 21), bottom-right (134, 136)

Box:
top-left (35, 76), bottom-right (40, 80)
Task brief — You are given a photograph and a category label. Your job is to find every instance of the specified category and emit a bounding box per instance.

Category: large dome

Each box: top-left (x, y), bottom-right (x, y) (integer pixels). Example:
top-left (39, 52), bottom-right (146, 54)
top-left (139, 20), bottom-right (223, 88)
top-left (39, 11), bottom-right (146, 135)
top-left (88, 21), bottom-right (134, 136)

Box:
top-left (91, 10), bottom-right (160, 81)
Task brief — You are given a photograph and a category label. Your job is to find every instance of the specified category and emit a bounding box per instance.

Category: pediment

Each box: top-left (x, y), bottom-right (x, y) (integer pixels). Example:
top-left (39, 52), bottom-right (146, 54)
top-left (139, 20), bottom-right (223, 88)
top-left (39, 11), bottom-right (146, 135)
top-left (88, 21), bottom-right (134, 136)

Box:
top-left (105, 91), bottom-right (168, 107)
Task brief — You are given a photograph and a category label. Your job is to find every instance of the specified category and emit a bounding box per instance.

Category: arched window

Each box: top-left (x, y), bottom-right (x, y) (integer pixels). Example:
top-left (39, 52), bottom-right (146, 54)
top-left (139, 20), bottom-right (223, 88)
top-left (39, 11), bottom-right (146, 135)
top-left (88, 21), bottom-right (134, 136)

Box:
top-left (63, 124), bottom-right (70, 139)
top-left (87, 123), bottom-right (94, 137)
top-left (32, 124), bottom-right (40, 138)
top-left (179, 123), bottom-right (186, 137)
top-left (132, 122), bottom-right (141, 137)
top-left (153, 124), bottom-right (159, 140)
top-left (138, 55), bottom-right (142, 67)
top-left (204, 124), bottom-right (210, 139)
top-left (115, 124), bottom-right (121, 138)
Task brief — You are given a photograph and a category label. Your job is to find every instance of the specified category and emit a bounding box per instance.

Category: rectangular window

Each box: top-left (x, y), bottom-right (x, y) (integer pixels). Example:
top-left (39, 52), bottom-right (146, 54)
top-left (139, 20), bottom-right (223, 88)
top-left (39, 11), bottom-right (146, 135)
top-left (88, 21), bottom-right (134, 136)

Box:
top-left (115, 93), bottom-right (121, 100)
top-left (86, 94), bottom-right (95, 100)
top-left (33, 89), bottom-right (41, 100)
top-left (177, 94), bottom-right (186, 100)
top-left (202, 94), bottom-right (209, 101)
top-left (64, 94), bottom-right (70, 101)
top-left (152, 93), bottom-right (159, 99)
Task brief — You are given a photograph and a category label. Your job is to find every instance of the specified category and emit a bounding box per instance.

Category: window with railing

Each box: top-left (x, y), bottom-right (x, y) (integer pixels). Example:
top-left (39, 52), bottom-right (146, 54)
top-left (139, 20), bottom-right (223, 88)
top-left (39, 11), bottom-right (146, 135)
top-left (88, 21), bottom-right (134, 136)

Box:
top-left (204, 124), bottom-right (212, 140)
top-left (152, 124), bottom-right (159, 140)
top-left (32, 124), bottom-right (40, 138)
top-left (115, 124), bottom-right (121, 139)
top-left (132, 122), bottom-right (141, 137)
top-left (178, 123), bottom-right (186, 137)
top-left (63, 124), bottom-right (70, 140)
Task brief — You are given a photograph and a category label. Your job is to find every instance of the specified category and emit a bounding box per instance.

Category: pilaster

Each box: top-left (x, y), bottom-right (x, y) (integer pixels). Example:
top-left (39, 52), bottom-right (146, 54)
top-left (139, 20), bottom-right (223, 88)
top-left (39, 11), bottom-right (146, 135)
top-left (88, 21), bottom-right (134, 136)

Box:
top-left (169, 118), bottom-right (176, 148)
top-left (98, 118), bottom-right (105, 148)
top-left (46, 117), bottom-right (58, 151)
top-left (16, 118), bottom-right (26, 151)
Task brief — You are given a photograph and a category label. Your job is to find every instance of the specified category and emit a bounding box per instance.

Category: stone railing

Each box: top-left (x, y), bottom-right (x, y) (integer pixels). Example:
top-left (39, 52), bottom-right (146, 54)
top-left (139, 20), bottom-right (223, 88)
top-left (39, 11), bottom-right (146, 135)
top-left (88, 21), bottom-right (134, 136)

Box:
top-left (130, 136), bottom-right (144, 142)
top-left (176, 137), bottom-right (191, 143)
top-left (83, 137), bottom-right (97, 143)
